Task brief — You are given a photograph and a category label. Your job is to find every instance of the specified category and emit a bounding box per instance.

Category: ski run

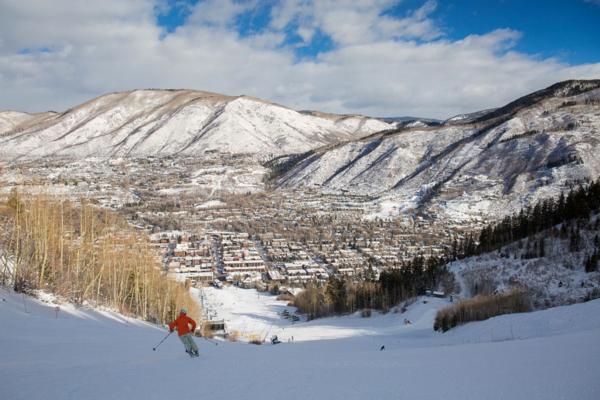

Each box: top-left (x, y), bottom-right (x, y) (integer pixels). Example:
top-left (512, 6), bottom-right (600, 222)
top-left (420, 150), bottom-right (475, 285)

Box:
top-left (1, 286), bottom-right (599, 400)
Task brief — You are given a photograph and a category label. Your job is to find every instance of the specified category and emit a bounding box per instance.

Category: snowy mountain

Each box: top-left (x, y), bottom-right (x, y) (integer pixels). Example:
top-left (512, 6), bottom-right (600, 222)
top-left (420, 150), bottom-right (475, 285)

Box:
top-left (274, 80), bottom-right (600, 221)
top-left (379, 116), bottom-right (442, 128)
top-left (0, 90), bottom-right (392, 160)
top-left (444, 108), bottom-right (496, 124)
top-left (0, 110), bottom-right (58, 133)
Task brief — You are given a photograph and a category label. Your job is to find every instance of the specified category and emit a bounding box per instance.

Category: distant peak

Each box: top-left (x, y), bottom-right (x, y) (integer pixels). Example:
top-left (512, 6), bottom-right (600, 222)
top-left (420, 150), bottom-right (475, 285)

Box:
top-left (469, 79), bottom-right (600, 124)
top-left (546, 79), bottom-right (600, 97)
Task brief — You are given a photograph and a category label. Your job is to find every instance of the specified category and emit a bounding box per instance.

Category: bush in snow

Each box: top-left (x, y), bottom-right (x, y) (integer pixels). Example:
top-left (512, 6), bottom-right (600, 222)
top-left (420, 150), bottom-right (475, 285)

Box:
top-left (434, 290), bottom-right (532, 332)
top-left (248, 335), bottom-right (264, 345)
top-left (200, 324), bottom-right (215, 339)
top-left (227, 330), bottom-right (240, 342)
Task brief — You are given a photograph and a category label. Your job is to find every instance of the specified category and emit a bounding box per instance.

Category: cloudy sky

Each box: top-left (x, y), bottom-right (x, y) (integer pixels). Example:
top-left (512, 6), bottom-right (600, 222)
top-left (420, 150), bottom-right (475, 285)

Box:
top-left (1, 0), bottom-right (600, 119)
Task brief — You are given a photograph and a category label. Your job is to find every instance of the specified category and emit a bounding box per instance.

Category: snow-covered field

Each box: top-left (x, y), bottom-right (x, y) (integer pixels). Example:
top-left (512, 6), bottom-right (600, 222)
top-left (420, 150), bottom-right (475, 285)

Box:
top-left (199, 286), bottom-right (448, 342)
top-left (1, 285), bottom-right (600, 400)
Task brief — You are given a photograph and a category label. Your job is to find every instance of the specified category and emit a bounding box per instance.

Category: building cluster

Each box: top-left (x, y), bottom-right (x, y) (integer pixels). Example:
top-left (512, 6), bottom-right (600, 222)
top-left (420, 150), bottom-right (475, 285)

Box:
top-left (218, 232), bottom-right (265, 276)
top-left (151, 232), bottom-right (215, 285)
top-left (3, 156), bottom-right (485, 290)
top-left (139, 182), bottom-right (485, 289)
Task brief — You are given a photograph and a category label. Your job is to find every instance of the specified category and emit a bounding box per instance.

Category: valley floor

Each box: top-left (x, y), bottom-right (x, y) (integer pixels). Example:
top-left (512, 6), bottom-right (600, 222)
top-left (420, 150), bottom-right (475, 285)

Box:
top-left (1, 286), bottom-right (599, 400)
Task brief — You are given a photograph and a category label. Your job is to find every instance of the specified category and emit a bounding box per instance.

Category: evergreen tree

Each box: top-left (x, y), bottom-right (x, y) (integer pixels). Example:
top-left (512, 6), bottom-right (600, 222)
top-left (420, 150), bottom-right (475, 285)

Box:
top-left (459, 179), bottom-right (600, 257)
top-left (569, 228), bottom-right (582, 252)
top-left (538, 237), bottom-right (545, 258)
top-left (585, 251), bottom-right (598, 273)
top-left (325, 276), bottom-right (347, 314)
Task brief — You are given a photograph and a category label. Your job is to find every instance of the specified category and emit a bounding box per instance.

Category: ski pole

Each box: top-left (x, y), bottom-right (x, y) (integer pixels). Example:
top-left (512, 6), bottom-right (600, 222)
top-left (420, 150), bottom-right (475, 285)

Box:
top-left (153, 331), bottom-right (172, 351)
top-left (202, 336), bottom-right (218, 346)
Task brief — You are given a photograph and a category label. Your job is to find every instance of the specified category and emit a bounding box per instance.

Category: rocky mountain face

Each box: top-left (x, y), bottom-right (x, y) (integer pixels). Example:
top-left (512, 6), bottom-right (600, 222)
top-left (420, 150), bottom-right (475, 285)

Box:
top-left (0, 89), bottom-right (392, 160)
top-left (274, 80), bottom-right (600, 221)
top-left (2, 80), bottom-right (600, 224)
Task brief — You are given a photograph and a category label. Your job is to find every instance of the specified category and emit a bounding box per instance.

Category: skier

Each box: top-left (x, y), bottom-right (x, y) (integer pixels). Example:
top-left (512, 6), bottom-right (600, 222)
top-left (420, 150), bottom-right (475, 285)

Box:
top-left (168, 308), bottom-right (199, 357)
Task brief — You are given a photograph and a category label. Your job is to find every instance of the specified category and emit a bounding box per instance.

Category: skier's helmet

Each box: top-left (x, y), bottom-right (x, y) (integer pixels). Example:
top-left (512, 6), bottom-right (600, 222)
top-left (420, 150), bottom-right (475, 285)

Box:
top-left (180, 307), bottom-right (188, 315)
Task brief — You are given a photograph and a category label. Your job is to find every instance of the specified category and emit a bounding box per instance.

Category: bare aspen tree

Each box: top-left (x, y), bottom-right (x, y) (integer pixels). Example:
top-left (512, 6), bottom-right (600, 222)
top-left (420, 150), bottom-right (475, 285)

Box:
top-left (2, 194), bottom-right (199, 324)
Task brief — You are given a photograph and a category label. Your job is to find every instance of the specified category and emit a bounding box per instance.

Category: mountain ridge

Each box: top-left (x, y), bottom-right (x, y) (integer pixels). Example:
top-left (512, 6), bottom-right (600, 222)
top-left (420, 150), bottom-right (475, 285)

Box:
top-left (0, 89), bottom-right (393, 160)
top-left (273, 80), bottom-right (600, 221)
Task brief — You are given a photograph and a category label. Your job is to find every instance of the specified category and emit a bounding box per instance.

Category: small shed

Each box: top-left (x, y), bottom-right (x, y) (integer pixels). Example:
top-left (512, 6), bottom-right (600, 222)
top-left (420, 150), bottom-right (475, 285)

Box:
top-left (425, 290), bottom-right (446, 298)
top-left (201, 319), bottom-right (227, 337)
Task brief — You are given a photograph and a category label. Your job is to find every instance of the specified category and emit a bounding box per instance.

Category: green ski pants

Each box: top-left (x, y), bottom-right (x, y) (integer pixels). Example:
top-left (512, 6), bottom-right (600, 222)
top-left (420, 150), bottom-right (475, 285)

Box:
top-left (179, 333), bottom-right (199, 354)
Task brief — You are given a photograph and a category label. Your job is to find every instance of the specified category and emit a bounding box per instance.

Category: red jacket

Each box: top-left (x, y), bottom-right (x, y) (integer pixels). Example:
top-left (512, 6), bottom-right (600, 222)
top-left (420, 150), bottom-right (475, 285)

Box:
top-left (168, 313), bottom-right (196, 336)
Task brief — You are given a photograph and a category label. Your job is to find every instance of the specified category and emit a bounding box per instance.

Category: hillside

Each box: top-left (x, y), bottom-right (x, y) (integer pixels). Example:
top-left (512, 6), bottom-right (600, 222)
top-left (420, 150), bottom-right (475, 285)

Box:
top-left (1, 287), bottom-right (599, 400)
top-left (275, 80), bottom-right (600, 221)
top-left (449, 215), bottom-right (600, 308)
top-left (0, 90), bottom-right (392, 160)
top-left (0, 111), bottom-right (57, 134)
top-left (442, 179), bottom-right (600, 309)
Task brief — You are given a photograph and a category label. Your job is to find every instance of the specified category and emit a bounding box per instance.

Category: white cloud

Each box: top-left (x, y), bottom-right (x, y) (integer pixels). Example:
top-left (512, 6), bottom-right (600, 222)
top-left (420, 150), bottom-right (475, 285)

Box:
top-left (186, 0), bottom-right (253, 30)
top-left (270, 0), bottom-right (441, 46)
top-left (0, 0), bottom-right (599, 119)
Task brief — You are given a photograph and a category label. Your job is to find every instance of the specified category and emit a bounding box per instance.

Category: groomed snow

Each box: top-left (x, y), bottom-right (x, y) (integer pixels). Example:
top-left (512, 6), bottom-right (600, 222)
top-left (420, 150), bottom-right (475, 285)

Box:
top-left (1, 286), bottom-right (599, 400)
top-left (199, 286), bottom-right (447, 342)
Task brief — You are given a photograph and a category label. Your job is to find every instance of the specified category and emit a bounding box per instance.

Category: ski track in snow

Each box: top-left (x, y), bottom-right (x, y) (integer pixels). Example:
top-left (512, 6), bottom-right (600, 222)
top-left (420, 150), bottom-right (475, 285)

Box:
top-left (1, 286), bottom-right (600, 400)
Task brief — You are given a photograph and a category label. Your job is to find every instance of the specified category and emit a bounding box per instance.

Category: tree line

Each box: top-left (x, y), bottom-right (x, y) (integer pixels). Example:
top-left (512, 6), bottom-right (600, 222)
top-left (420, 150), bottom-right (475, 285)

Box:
top-left (0, 190), bottom-right (199, 324)
top-left (294, 255), bottom-right (453, 320)
top-left (294, 179), bottom-right (600, 320)
top-left (455, 179), bottom-right (600, 259)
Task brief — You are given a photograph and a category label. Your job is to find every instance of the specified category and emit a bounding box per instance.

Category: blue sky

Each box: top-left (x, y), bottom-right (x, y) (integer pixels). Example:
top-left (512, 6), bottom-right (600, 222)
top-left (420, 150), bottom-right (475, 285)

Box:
top-left (1, 0), bottom-right (599, 118)
top-left (155, 0), bottom-right (600, 64)
top-left (433, 0), bottom-right (600, 64)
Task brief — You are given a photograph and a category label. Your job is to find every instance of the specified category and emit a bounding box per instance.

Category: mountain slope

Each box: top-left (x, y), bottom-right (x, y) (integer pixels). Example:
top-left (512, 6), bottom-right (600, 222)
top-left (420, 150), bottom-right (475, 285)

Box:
top-left (1, 288), bottom-right (600, 400)
top-left (0, 110), bottom-right (57, 134)
top-left (276, 80), bottom-right (600, 221)
top-left (0, 90), bottom-right (392, 160)
top-left (450, 217), bottom-right (600, 308)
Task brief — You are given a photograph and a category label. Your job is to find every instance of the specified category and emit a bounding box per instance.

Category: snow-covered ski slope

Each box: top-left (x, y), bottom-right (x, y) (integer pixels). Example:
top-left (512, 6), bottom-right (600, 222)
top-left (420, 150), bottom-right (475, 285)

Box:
top-left (199, 285), bottom-right (445, 342)
top-left (1, 287), bottom-right (600, 400)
